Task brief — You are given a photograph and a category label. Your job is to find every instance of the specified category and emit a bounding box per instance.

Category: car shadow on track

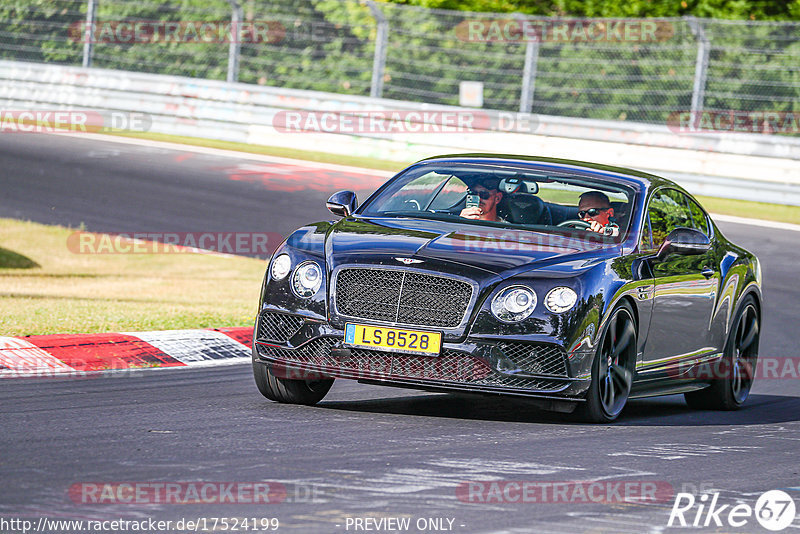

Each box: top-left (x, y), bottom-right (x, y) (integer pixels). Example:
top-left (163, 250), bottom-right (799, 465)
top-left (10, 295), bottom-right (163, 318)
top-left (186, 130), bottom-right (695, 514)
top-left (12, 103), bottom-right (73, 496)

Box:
top-left (616, 393), bottom-right (800, 426)
top-left (316, 392), bottom-right (800, 426)
top-left (319, 392), bottom-right (571, 424)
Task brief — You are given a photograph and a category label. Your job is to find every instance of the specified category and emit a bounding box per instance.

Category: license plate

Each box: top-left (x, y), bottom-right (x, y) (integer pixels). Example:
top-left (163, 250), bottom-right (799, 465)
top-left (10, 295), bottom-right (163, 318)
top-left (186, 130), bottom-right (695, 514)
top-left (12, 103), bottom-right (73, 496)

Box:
top-left (344, 323), bottom-right (442, 356)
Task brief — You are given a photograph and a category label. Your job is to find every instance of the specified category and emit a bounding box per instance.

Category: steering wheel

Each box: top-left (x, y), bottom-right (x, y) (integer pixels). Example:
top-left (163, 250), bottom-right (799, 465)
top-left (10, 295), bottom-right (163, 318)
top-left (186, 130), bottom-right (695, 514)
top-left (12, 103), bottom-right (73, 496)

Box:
top-left (403, 199), bottom-right (421, 210)
top-left (556, 219), bottom-right (592, 230)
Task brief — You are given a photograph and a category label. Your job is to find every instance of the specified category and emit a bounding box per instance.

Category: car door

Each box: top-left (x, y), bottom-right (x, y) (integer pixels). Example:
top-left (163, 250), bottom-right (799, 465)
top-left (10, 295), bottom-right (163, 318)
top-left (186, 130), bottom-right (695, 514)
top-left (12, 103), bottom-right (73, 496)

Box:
top-left (639, 188), bottom-right (719, 372)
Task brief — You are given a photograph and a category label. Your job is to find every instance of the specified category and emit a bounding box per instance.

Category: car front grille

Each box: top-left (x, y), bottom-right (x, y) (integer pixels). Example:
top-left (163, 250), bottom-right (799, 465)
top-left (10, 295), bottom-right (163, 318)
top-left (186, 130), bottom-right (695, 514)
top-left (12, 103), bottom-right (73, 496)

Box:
top-left (334, 268), bottom-right (473, 328)
top-left (498, 342), bottom-right (569, 377)
top-left (257, 338), bottom-right (566, 392)
top-left (257, 312), bottom-right (305, 343)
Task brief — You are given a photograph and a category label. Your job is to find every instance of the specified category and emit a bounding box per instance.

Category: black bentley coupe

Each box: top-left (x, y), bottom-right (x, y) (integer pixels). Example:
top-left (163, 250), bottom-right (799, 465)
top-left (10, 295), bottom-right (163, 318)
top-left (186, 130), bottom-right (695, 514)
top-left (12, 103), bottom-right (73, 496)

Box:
top-left (252, 154), bottom-right (762, 422)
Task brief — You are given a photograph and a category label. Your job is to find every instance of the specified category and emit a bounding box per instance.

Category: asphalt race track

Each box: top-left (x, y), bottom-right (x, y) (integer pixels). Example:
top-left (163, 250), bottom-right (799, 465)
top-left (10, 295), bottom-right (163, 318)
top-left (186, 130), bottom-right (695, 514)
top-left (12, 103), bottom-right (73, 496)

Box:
top-left (2, 133), bottom-right (799, 533)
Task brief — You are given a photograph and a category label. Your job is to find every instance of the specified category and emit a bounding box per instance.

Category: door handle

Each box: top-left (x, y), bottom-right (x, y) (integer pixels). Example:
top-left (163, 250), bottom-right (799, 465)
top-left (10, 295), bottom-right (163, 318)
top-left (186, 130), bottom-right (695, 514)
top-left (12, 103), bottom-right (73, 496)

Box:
top-left (701, 267), bottom-right (715, 278)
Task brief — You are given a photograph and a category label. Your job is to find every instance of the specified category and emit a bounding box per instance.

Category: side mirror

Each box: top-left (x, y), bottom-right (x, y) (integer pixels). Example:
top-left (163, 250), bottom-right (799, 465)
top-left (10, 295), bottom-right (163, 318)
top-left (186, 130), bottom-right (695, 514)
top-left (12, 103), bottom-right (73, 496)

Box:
top-left (657, 227), bottom-right (710, 260)
top-left (326, 190), bottom-right (357, 217)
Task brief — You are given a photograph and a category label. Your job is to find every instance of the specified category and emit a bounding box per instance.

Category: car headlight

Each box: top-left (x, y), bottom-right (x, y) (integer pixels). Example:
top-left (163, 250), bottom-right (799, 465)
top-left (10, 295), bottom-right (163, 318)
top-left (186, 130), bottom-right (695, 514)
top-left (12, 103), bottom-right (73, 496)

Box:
top-left (545, 287), bottom-right (578, 313)
top-left (270, 253), bottom-right (292, 280)
top-left (491, 285), bottom-right (537, 323)
top-left (292, 261), bottom-right (323, 298)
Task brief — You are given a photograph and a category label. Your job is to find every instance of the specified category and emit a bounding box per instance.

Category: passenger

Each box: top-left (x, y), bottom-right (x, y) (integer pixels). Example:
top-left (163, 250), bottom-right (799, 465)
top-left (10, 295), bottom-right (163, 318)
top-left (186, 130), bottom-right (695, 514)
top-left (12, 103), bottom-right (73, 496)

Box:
top-left (460, 178), bottom-right (505, 222)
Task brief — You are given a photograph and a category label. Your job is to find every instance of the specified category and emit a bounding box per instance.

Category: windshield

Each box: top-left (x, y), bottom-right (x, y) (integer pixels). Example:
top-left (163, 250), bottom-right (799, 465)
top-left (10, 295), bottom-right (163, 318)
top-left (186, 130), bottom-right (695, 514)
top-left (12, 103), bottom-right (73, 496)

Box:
top-left (358, 164), bottom-right (637, 242)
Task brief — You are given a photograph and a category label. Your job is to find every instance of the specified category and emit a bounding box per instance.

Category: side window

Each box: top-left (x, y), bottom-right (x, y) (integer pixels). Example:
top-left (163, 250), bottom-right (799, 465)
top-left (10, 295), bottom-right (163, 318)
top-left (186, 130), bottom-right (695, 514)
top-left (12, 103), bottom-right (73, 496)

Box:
top-left (686, 197), bottom-right (710, 237)
top-left (647, 189), bottom-right (694, 249)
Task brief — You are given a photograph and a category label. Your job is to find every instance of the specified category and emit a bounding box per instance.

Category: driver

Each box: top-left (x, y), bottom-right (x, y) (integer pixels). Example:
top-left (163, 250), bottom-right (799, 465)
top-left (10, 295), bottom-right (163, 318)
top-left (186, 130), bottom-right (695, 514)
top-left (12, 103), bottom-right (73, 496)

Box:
top-left (460, 178), bottom-right (505, 222)
top-left (578, 191), bottom-right (619, 236)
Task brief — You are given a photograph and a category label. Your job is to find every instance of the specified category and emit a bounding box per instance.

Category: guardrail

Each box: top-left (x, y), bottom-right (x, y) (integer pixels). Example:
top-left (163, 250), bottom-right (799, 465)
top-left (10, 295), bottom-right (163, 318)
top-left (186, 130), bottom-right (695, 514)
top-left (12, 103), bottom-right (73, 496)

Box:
top-left (1, 59), bottom-right (798, 205)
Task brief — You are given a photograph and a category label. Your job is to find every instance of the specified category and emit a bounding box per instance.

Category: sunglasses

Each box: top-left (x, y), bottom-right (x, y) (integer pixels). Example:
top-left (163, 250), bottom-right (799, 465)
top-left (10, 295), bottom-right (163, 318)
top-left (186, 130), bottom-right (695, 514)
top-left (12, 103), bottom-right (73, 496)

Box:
top-left (578, 207), bottom-right (610, 218)
top-left (472, 189), bottom-right (494, 200)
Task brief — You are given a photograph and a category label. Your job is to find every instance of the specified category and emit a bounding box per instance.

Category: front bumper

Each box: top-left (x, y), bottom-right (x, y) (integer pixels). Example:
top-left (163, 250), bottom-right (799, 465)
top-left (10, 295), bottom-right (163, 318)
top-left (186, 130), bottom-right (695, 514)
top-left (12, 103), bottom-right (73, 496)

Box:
top-left (253, 310), bottom-right (592, 400)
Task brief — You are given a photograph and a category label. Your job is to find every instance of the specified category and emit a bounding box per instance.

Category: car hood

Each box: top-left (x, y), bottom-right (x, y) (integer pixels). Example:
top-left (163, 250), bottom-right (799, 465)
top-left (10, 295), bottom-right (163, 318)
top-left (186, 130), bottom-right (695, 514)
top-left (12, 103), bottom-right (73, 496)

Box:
top-left (326, 217), bottom-right (615, 275)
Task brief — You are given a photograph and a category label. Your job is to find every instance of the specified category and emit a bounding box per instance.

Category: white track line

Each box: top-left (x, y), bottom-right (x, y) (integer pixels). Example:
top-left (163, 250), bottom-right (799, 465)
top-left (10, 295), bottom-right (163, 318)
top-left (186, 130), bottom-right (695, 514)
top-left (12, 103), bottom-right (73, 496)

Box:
top-left (711, 213), bottom-right (800, 232)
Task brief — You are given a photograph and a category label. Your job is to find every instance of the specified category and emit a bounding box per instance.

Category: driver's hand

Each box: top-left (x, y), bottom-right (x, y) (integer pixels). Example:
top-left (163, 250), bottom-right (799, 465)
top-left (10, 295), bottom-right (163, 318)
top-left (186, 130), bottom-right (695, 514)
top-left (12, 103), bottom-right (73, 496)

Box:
top-left (460, 207), bottom-right (482, 219)
top-left (588, 220), bottom-right (605, 233)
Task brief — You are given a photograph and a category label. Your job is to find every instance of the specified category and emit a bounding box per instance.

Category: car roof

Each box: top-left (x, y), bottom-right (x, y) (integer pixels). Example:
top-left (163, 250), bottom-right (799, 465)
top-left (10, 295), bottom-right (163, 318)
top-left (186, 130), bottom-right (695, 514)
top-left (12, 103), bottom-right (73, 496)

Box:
top-left (416, 153), bottom-right (674, 191)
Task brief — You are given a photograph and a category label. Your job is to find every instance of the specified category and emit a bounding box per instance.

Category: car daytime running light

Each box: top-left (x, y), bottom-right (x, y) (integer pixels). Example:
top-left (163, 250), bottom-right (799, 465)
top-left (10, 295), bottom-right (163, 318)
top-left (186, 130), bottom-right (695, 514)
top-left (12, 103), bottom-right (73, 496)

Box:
top-left (545, 287), bottom-right (578, 313)
top-left (270, 253), bottom-right (292, 280)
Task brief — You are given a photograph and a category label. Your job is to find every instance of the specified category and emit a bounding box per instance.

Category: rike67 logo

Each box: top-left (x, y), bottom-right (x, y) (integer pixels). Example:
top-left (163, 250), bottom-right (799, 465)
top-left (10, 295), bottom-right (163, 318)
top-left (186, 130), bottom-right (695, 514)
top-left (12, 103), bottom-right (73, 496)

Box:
top-left (668, 490), bottom-right (797, 531)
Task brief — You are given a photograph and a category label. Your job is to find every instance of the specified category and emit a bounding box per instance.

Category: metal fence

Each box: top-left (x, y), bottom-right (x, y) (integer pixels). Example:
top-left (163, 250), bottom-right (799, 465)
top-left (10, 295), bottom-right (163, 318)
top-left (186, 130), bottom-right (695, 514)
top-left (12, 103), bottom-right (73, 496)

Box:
top-left (1, 0), bottom-right (799, 128)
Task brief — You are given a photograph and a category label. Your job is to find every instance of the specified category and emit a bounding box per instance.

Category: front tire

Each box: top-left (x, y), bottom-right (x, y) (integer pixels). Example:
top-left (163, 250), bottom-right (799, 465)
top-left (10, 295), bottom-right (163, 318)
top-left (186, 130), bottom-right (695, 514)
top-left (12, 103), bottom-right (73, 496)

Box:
top-left (253, 362), bottom-right (334, 405)
top-left (684, 296), bottom-right (759, 410)
top-left (575, 302), bottom-right (637, 423)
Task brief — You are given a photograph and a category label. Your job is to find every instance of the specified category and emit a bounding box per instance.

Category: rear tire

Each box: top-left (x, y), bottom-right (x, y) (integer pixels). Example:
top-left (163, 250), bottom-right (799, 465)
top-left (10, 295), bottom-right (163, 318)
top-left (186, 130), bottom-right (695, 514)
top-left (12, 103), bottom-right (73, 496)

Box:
top-left (575, 302), bottom-right (637, 423)
top-left (684, 296), bottom-right (759, 410)
top-left (253, 362), bottom-right (334, 405)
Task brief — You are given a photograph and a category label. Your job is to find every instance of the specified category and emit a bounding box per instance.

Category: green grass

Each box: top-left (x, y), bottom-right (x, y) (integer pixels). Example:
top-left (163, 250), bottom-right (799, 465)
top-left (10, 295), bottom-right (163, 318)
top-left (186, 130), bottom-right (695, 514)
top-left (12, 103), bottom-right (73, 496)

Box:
top-left (696, 195), bottom-right (800, 225)
top-left (0, 247), bottom-right (40, 269)
top-left (111, 130), bottom-right (800, 225)
top-left (0, 219), bottom-right (265, 336)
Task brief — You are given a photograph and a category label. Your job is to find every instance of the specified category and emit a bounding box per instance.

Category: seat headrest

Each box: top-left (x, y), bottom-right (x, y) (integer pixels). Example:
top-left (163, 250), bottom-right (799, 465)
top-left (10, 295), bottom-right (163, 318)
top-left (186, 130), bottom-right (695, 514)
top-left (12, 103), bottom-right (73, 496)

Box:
top-left (498, 193), bottom-right (544, 225)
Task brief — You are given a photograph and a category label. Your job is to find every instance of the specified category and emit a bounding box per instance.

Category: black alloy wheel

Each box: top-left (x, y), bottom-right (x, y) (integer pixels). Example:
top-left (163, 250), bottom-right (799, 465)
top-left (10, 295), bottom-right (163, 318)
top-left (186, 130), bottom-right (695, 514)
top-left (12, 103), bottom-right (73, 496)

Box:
top-left (685, 296), bottom-right (759, 410)
top-left (577, 302), bottom-right (637, 423)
